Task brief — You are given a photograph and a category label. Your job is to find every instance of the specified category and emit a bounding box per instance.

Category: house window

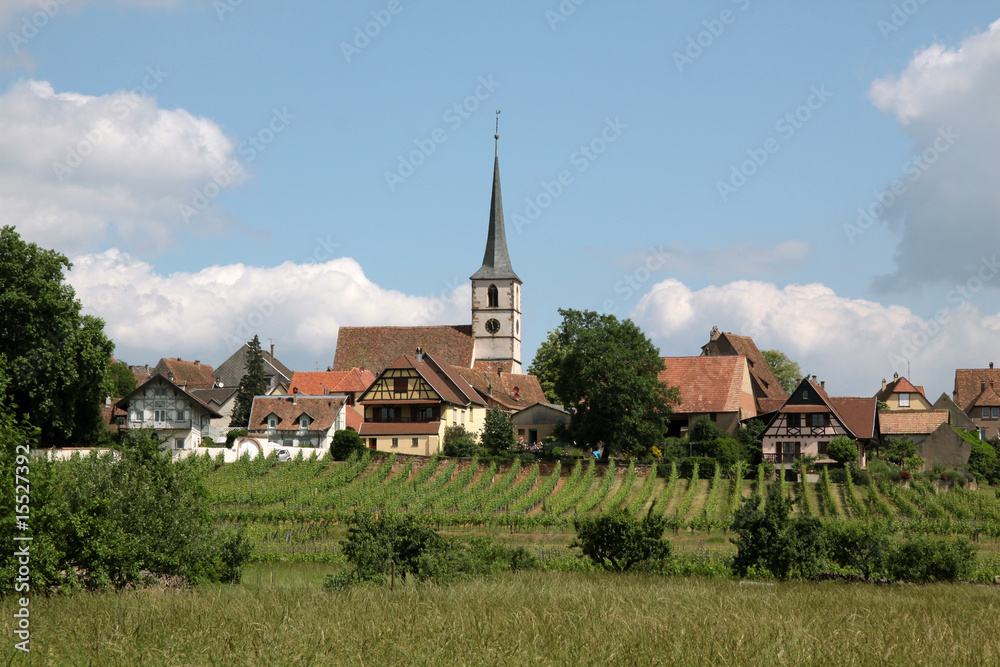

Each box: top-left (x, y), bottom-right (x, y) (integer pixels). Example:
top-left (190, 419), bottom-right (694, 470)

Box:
top-left (368, 438), bottom-right (377, 448)
top-left (818, 441), bottom-right (829, 455)
top-left (412, 438), bottom-right (419, 447)
top-left (982, 408), bottom-right (989, 419)
top-left (153, 401), bottom-right (167, 422)
top-left (898, 393), bottom-right (910, 407)
top-left (299, 416), bottom-right (309, 429)
top-left (268, 416), bottom-right (277, 430)
top-left (709, 413), bottom-right (717, 422)
top-left (487, 284), bottom-right (498, 308)
top-left (518, 429), bottom-right (525, 435)
top-left (979, 429), bottom-right (987, 440)
top-left (993, 408), bottom-right (1000, 419)
top-left (394, 378), bottom-right (408, 394)
top-left (174, 438), bottom-right (184, 450)
top-left (417, 407), bottom-right (433, 421)
top-left (787, 413), bottom-right (801, 428)
top-left (811, 413), bottom-right (826, 428)
top-left (802, 389), bottom-right (809, 399)
top-left (452, 409), bottom-right (457, 425)
top-left (461, 409), bottom-right (465, 425)
top-left (392, 438), bottom-right (399, 448)
top-left (380, 407), bottom-right (395, 422)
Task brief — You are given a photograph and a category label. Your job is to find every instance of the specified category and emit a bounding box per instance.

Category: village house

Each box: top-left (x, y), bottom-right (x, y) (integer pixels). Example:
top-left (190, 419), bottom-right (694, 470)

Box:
top-left (952, 363), bottom-right (1000, 440)
top-left (287, 368), bottom-right (376, 407)
top-left (759, 377), bottom-right (878, 468)
top-left (658, 355), bottom-right (757, 436)
top-left (246, 393), bottom-right (356, 449)
top-left (215, 341), bottom-right (293, 394)
top-left (115, 373), bottom-right (222, 451)
top-left (357, 349), bottom-right (487, 456)
top-left (700, 327), bottom-right (788, 414)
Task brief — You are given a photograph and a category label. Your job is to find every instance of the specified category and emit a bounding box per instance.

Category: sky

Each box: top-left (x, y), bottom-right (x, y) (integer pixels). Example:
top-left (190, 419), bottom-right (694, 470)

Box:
top-left (4, 0), bottom-right (1000, 400)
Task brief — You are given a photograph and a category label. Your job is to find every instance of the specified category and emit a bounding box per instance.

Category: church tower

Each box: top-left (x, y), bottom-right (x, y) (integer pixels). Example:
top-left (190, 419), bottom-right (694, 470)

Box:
top-left (471, 127), bottom-right (522, 373)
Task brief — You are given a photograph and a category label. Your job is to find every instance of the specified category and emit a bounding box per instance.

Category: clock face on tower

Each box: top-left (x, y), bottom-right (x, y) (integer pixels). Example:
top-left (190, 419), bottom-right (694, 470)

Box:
top-left (485, 318), bottom-right (500, 334)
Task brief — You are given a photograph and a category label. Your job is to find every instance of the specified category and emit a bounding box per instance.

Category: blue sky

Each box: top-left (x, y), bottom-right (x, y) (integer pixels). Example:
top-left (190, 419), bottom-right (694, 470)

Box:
top-left (4, 0), bottom-right (1000, 399)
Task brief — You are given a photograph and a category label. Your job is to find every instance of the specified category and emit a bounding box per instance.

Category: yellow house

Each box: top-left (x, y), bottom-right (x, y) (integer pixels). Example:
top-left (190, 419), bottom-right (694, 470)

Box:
top-left (875, 373), bottom-right (933, 410)
top-left (358, 349), bottom-right (487, 455)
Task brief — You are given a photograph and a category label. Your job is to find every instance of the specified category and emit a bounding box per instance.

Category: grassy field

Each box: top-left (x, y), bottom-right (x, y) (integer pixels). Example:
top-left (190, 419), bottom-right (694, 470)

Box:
top-left (6, 566), bottom-right (1000, 666)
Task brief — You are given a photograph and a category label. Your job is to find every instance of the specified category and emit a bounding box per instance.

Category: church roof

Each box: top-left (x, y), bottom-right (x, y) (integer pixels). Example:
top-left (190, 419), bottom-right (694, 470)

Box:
top-left (333, 325), bottom-right (475, 375)
top-left (470, 155), bottom-right (520, 282)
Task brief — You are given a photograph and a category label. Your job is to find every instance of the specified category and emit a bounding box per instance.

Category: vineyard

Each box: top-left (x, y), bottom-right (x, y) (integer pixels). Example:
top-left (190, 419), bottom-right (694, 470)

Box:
top-left (197, 451), bottom-right (1000, 562)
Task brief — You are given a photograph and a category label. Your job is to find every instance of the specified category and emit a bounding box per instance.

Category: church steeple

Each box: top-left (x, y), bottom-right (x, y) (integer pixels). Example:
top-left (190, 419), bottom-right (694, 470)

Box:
top-left (471, 117), bottom-right (519, 282)
top-left (470, 114), bottom-right (522, 374)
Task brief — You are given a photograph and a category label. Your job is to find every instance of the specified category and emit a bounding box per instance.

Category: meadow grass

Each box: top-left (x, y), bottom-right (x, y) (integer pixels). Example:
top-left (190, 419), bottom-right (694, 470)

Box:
top-left (5, 568), bottom-right (1000, 666)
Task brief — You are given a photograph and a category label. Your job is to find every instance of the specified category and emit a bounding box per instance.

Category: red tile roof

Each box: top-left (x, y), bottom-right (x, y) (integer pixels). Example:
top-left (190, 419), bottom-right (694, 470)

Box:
top-left (953, 367), bottom-right (1000, 413)
top-left (362, 352), bottom-right (486, 408)
top-left (154, 357), bottom-right (216, 390)
top-left (289, 369), bottom-right (376, 396)
top-left (701, 331), bottom-right (788, 403)
top-left (454, 367), bottom-right (546, 410)
top-left (345, 405), bottom-right (364, 431)
top-left (879, 409), bottom-right (950, 435)
top-left (972, 385), bottom-right (1000, 408)
top-left (875, 375), bottom-right (926, 401)
top-left (827, 397), bottom-right (878, 439)
top-left (248, 395), bottom-right (346, 433)
top-left (659, 356), bottom-right (756, 415)
top-left (333, 325), bottom-right (475, 375)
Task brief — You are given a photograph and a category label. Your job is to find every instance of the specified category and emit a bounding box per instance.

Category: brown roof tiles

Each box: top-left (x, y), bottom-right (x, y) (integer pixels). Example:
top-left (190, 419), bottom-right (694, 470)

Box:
top-left (333, 325), bottom-right (475, 375)
top-left (154, 357), bottom-right (216, 390)
top-left (879, 409), bottom-right (950, 436)
top-left (659, 356), bottom-right (756, 416)
top-left (248, 395), bottom-right (346, 433)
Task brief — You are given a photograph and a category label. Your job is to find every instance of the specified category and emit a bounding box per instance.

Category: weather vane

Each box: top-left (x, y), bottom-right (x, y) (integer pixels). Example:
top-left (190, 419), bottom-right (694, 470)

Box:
top-left (495, 110), bottom-right (500, 155)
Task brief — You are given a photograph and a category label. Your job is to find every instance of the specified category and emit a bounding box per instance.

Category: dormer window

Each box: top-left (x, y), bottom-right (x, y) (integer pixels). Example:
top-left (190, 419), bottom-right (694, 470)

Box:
top-left (299, 416), bottom-right (310, 430)
top-left (487, 284), bottom-right (498, 308)
top-left (268, 416), bottom-right (277, 430)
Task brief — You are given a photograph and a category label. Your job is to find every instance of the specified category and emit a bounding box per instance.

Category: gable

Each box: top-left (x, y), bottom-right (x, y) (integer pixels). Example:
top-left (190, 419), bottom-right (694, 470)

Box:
top-left (361, 368), bottom-right (442, 402)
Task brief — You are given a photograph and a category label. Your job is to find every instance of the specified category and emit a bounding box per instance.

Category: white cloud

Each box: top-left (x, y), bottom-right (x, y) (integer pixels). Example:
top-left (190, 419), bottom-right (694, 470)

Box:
top-left (864, 19), bottom-right (1000, 290)
top-left (0, 79), bottom-right (243, 256)
top-left (67, 250), bottom-right (470, 370)
top-left (631, 278), bottom-right (1000, 398)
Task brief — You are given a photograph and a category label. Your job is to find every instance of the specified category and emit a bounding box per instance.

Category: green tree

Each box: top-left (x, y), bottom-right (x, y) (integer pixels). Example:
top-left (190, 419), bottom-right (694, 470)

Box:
top-left (761, 349), bottom-right (802, 394)
top-left (443, 424), bottom-right (479, 457)
top-left (229, 335), bottom-right (267, 429)
top-left (827, 435), bottom-right (859, 466)
top-left (340, 512), bottom-right (444, 584)
top-left (552, 309), bottom-right (679, 460)
top-left (825, 520), bottom-right (891, 581)
top-left (480, 407), bottom-right (516, 455)
top-left (730, 483), bottom-right (825, 578)
top-left (884, 436), bottom-right (916, 465)
top-left (0, 428), bottom-right (251, 591)
top-left (0, 226), bottom-right (115, 445)
top-left (572, 509), bottom-right (672, 573)
top-left (330, 429), bottom-right (366, 461)
top-left (102, 358), bottom-right (137, 398)
top-left (690, 415), bottom-right (725, 442)
top-left (528, 330), bottom-right (570, 404)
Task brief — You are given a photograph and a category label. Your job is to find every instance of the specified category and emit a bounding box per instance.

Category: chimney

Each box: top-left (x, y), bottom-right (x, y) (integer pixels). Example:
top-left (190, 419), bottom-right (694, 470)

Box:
top-left (270, 343), bottom-right (275, 358)
top-left (415, 346), bottom-right (423, 363)
top-left (710, 325), bottom-right (721, 341)
top-left (292, 387), bottom-right (298, 405)
top-left (893, 371), bottom-right (898, 380)
top-left (881, 378), bottom-right (887, 391)
top-left (820, 381), bottom-right (825, 389)
top-left (194, 360), bottom-right (200, 365)
top-left (811, 375), bottom-right (817, 382)
top-left (991, 362), bottom-right (994, 369)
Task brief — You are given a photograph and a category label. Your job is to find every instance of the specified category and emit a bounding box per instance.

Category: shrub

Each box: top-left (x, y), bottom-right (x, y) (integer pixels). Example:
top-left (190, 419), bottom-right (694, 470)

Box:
top-left (884, 436), bottom-right (917, 465)
top-left (886, 535), bottom-right (975, 582)
top-left (825, 520), bottom-right (891, 580)
top-left (965, 434), bottom-right (999, 483)
top-left (689, 416), bottom-right (725, 443)
top-left (679, 457), bottom-right (716, 479)
top-left (572, 509), bottom-right (671, 573)
top-left (827, 436), bottom-right (858, 466)
top-left (340, 512), bottom-right (443, 585)
top-left (443, 425), bottom-right (479, 458)
top-left (330, 429), bottom-right (366, 461)
top-left (730, 484), bottom-right (825, 578)
top-left (225, 428), bottom-right (248, 447)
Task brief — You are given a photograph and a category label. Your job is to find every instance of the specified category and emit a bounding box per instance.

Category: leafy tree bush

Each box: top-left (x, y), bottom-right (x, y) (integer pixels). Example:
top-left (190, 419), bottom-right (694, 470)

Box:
top-left (679, 457), bottom-right (717, 479)
top-left (689, 416), bottom-right (725, 443)
top-left (761, 349), bottom-right (802, 394)
top-left (825, 520), bottom-right (892, 580)
top-left (827, 436), bottom-right (858, 466)
top-left (572, 509), bottom-right (671, 573)
top-left (0, 226), bottom-right (115, 446)
top-left (480, 407), bottom-right (516, 455)
top-left (730, 484), bottom-right (825, 578)
top-left (884, 436), bottom-right (917, 465)
top-left (443, 424), bottom-right (479, 458)
top-left (962, 431), bottom-right (999, 483)
top-left (102, 359), bottom-right (137, 398)
top-left (885, 535), bottom-right (975, 583)
top-left (330, 429), bottom-right (366, 461)
top-left (551, 309), bottom-right (679, 460)
top-left (225, 428), bottom-right (248, 447)
top-left (0, 427), bottom-right (250, 591)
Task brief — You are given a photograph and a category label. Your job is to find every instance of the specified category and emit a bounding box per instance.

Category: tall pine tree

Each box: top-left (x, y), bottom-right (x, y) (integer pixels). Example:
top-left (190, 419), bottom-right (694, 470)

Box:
top-left (228, 335), bottom-right (267, 429)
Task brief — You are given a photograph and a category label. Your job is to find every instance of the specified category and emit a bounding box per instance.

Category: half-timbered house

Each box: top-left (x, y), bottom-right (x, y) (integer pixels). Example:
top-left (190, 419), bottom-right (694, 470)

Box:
top-left (247, 393), bottom-right (351, 449)
top-left (115, 373), bottom-right (223, 451)
top-left (760, 377), bottom-right (878, 467)
top-left (358, 348), bottom-right (487, 455)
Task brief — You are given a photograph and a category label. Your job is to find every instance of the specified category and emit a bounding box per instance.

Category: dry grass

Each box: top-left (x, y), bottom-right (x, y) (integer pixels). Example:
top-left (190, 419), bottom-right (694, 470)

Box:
top-left (5, 568), bottom-right (1000, 666)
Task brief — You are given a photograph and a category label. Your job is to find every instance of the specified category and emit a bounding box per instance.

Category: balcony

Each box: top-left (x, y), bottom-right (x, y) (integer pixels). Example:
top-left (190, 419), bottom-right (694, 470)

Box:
top-left (762, 452), bottom-right (803, 464)
top-left (130, 419), bottom-right (193, 430)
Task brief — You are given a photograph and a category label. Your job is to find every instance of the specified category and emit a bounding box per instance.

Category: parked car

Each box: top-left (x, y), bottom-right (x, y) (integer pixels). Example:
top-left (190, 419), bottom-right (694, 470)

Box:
top-left (276, 449), bottom-right (291, 462)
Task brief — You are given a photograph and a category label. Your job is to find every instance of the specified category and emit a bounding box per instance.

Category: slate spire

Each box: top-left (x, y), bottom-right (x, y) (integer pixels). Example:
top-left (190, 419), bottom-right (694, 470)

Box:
top-left (471, 124), bottom-right (520, 282)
